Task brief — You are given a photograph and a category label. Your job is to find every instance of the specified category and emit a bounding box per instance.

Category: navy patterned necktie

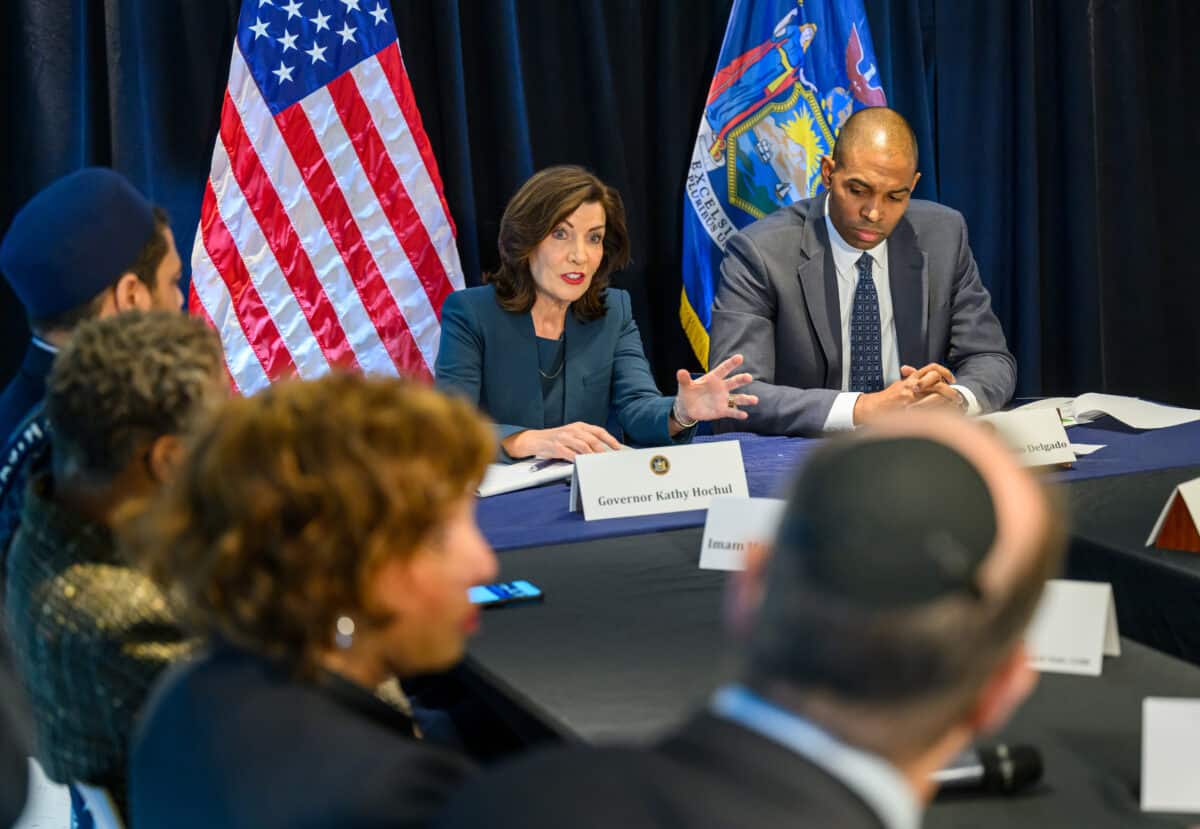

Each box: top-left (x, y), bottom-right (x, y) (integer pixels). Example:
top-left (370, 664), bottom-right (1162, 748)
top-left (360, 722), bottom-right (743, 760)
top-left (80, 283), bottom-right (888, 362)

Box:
top-left (849, 252), bottom-right (884, 393)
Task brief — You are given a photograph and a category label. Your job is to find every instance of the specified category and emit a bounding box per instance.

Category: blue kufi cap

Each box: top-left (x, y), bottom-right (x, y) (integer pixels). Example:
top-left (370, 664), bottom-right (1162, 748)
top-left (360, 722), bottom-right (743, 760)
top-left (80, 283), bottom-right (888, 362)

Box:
top-left (0, 168), bottom-right (156, 321)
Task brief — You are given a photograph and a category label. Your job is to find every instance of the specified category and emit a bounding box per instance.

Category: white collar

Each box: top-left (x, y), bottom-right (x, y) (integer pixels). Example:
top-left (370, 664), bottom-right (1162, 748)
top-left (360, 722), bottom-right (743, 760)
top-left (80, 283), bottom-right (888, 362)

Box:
top-left (712, 685), bottom-right (921, 829)
top-left (30, 336), bottom-right (59, 355)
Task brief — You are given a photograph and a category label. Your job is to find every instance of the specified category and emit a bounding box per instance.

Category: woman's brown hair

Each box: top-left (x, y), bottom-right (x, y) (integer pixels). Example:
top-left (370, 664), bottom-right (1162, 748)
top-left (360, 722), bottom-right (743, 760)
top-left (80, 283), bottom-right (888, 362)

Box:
top-left (485, 165), bottom-right (631, 322)
top-left (123, 373), bottom-right (494, 676)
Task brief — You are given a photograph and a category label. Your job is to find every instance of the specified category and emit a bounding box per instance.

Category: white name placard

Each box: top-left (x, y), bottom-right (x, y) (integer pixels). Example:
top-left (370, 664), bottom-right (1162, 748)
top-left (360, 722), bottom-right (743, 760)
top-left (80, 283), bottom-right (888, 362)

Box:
top-left (1025, 579), bottom-right (1120, 676)
top-left (569, 442), bottom-right (748, 521)
top-left (1142, 698), bottom-right (1200, 813)
top-left (698, 497), bottom-right (786, 571)
top-left (980, 409), bottom-right (1076, 467)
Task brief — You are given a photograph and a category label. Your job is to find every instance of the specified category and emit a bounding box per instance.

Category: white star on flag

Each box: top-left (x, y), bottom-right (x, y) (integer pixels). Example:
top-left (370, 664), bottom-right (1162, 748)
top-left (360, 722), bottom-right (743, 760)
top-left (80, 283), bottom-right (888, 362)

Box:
top-left (277, 30), bottom-right (299, 52)
top-left (306, 41), bottom-right (328, 64)
top-left (281, 0), bottom-right (303, 20)
top-left (258, 0), bottom-right (273, 7)
top-left (249, 17), bottom-right (270, 39)
top-left (369, 4), bottom-right (388, 24)
top-left (271, 61), bottom-right (294, 83)
top-left (192, 0), bottom-right (466, 393)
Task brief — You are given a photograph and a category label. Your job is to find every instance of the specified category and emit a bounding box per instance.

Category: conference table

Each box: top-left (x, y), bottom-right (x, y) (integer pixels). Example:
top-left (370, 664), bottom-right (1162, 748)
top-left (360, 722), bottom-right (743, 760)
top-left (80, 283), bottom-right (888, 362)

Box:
top-left (463, 416), bottom-right (1200, 826)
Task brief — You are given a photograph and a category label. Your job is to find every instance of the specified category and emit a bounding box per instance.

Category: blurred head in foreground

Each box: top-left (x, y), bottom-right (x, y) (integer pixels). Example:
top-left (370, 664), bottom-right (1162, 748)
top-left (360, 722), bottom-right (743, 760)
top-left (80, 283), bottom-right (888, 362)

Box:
top-left (731, 410), bottom-right (1065, 799)
top-left (48, 310), bottom-right (226, 516)
top-left (129, 373), bottom-right (497, 686)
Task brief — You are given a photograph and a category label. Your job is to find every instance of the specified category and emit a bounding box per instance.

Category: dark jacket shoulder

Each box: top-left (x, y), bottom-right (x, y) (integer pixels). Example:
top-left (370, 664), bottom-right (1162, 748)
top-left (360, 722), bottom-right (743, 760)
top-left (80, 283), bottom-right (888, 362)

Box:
top-left (437, 713), bottom-right (883, 829)
top-left (133, 645), bottom-right (472, 829)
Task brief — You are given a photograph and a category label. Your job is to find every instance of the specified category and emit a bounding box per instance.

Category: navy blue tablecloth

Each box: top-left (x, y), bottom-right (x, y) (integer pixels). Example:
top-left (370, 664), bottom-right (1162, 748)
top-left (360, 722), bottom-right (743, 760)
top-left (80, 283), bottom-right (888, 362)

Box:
top-left (478, 417), bottom-right (1200, 552)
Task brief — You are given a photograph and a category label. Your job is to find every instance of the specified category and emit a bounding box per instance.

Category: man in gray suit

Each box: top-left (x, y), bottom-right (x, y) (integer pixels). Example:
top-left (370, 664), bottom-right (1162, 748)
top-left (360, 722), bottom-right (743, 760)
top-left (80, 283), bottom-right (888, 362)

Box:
top-left (710, 107), bottom-right (1016, 436)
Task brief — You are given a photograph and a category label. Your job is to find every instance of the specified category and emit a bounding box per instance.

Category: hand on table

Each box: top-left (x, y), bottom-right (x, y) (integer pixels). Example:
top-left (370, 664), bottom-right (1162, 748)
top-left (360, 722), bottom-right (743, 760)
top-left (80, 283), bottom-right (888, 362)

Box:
top-left (502, 422), bottom-right (623, 462)
top-left (853, 362), bottom-right (964, 423)
top-left (674, 354), bottom-right (759, 424)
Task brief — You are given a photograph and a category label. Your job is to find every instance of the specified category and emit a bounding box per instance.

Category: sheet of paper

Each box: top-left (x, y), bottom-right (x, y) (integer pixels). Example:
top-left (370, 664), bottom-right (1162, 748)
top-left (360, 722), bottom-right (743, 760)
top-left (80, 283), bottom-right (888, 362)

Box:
top-left (1025, 580), bottom-right (1120, 676)
top-left (1142, 698), bottom-right (1200, 812)
top-left (1071, 393), bottom-right (1200, 430)
top-left (477, 458), bottom-right (574, 498)
top-left (1069, 443), bottom-right (1105, 456)
top-left (698, 497), bottom-right (786, 571)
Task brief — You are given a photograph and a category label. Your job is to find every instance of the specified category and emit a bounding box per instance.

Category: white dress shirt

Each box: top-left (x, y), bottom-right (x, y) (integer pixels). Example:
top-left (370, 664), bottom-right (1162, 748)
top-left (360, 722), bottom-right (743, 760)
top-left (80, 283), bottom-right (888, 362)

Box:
top-left (821, 202), bottom-right (980, 432)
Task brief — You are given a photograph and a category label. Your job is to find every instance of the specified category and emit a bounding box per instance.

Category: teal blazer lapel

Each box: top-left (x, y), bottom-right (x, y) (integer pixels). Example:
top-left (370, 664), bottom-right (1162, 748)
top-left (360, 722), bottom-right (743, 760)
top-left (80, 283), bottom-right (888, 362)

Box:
top-left (497, 307), bottom-right (545, 429)
top-left (887, 218), bottom-right (929, 370)
top-left (562, 310), bottom-right (604, 425)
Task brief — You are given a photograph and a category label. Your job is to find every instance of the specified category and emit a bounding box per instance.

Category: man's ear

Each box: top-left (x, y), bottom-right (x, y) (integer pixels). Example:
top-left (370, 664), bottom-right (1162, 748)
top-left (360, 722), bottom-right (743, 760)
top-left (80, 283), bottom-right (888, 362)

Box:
top-left (725, 541), bottom-right (773, 637)
top-left (146, 434), bottom-right (185, 484)
top-left (910, 170), bottom-right (922, 192)
top-left (820, 155), bottom-right (836, 189)
top-left (112, 272), bottom-right (151, 312)
top-left (967, 641), bottom-right (1038, 736)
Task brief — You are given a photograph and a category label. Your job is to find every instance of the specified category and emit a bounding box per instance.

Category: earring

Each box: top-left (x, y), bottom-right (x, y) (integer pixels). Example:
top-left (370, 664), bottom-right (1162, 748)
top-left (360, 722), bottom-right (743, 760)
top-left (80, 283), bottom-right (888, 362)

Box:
top-left (334, 615), bottom-right (355, 650)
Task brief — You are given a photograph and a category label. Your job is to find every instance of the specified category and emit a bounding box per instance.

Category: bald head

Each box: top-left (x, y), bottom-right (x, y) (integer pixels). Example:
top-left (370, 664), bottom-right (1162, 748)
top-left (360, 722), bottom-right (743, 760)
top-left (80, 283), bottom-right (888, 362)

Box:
top-left (743, 411), bottom-right (1064, 757)
top-left (831, 106), bottom-right (919, 172)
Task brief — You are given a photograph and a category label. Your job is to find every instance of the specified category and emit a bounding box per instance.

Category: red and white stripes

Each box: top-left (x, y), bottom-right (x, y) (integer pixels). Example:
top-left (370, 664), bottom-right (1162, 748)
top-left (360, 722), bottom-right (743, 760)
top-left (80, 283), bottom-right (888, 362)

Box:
top-left (191, 40), bottom-right (463, 394)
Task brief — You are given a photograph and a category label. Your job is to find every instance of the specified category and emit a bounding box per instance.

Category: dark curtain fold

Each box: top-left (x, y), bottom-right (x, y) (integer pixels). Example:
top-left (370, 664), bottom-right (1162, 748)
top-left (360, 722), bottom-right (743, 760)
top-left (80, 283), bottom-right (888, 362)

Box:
top-left (3, 0), bottom-right (1198, 406)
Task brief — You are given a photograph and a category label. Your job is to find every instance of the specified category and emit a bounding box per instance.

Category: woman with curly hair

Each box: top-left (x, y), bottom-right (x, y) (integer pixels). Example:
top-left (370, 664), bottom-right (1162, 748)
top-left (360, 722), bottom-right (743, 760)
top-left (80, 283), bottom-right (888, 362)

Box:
top-left (436, 165), bottom-right (757, 462)
top-left (126, 374), bottom-right (497, 828)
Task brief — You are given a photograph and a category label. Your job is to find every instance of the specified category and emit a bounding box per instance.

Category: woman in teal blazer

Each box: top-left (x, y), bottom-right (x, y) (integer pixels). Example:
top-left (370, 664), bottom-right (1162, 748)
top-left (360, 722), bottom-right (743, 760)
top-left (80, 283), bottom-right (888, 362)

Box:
top-left (436, 166), bottom-right (755, 461)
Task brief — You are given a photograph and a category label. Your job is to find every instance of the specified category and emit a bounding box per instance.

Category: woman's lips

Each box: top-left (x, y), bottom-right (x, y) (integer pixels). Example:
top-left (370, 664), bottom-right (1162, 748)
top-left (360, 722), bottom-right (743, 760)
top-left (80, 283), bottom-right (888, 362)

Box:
top-left (560, 272), bottom-right (586, 286)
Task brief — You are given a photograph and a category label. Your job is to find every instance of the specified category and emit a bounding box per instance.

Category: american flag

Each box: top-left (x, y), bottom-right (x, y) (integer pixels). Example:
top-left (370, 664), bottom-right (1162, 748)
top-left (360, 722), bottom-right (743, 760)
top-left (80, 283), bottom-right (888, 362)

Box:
top-left (191, 0), bottom-right (463, 392)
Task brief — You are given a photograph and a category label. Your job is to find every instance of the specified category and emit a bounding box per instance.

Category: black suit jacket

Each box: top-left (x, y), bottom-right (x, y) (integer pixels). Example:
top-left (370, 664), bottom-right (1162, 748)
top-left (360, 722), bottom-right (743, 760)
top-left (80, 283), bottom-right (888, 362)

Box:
top-left (131, 645), bottom-right (473, 829)
top-left (437, 713), bottom-right (885, 829)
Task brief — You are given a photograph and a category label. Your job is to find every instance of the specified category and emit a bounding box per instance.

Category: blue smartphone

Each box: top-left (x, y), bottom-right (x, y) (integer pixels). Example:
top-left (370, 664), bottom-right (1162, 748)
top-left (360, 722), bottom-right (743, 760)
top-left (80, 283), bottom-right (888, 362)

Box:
top-left (468, 580), bottom-right (544, 608)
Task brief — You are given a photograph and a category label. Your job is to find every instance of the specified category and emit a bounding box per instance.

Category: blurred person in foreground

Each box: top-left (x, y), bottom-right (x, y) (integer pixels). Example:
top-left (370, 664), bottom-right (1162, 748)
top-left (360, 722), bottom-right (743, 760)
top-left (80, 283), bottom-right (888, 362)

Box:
top-left (438, 410), bottom-right (1064, 828)
top-left (0, 168), bottom-right (184, 571)
top-left (4, 312), bottom-right (225, 823)
top-left (436, 165), bottom-right (756, 462)
top-left (128, 374), bottom-right (497, 828)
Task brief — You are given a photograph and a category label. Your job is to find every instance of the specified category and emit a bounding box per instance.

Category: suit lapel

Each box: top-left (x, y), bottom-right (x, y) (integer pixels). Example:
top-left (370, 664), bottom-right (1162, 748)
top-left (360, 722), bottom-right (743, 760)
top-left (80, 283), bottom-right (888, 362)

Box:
top-left (499, 309), bottom-right (545, 429)
top-left (562, 310), bottom-right (600, 425)
top-left (796, 197), bottom-right (843, 388)
top-left (886, 218), bottom-right (928, 369)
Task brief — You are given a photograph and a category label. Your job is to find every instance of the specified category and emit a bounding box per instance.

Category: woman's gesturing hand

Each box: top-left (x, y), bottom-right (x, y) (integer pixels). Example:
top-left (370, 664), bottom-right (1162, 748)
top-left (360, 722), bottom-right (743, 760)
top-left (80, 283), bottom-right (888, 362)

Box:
top-left (674, 354), bottom-right (758, 424)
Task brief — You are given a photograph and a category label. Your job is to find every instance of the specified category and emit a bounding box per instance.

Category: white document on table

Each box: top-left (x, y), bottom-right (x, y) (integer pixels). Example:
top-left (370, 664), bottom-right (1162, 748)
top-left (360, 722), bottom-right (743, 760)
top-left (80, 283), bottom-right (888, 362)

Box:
top-left (477, 459), bottom-right (574, 498)
top-left (1142, 698), bottom-right (1200, 813)
top-left (1025, 580), bottom-right (1120, 676)
top-left (1069, 443), bottom-right (1105, 456)
top-left (1016, 394), bottom-right (1200, 430)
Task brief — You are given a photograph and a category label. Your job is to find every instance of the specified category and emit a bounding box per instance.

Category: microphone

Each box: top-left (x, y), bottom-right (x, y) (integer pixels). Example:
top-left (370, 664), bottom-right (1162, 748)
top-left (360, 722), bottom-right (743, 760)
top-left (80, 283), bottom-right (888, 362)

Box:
top-left (932, 744), bottom-right (1043, 795)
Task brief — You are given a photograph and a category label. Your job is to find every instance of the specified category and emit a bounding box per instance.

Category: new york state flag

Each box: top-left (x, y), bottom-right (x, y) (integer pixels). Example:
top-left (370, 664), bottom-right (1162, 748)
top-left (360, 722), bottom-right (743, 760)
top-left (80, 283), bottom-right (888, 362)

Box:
top-left (680, 0), bottom-right (887, 367)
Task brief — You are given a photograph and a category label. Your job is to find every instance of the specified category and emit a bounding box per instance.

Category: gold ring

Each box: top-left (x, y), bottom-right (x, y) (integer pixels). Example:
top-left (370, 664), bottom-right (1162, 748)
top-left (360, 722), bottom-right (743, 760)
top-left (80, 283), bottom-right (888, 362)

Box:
top-left (727, 396), bottom-right (737, 409)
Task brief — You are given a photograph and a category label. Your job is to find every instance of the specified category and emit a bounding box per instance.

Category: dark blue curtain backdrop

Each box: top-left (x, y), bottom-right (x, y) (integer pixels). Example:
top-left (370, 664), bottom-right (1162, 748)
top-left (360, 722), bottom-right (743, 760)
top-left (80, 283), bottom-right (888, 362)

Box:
top-left (3, 1), bottom-right (1198, 405)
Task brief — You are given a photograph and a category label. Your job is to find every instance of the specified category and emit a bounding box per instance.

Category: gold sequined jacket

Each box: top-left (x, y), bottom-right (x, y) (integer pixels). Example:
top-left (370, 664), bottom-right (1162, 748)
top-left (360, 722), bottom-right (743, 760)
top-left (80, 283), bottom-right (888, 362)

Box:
top-left (4, 470), bottom-right (193, 808)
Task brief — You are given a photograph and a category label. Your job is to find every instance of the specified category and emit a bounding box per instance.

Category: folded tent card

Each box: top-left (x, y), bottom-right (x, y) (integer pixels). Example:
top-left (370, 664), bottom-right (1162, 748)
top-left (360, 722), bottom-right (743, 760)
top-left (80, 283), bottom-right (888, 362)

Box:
top-left (1146, 477), bottom-right (1200, 554)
